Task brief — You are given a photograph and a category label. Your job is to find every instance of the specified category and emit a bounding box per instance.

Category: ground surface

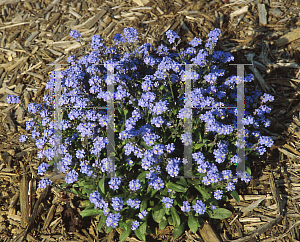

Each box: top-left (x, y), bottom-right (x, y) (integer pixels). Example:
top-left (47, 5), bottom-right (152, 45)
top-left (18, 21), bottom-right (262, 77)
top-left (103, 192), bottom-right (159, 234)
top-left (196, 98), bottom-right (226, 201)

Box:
top-left (0, 0), bottom-right (300, 241)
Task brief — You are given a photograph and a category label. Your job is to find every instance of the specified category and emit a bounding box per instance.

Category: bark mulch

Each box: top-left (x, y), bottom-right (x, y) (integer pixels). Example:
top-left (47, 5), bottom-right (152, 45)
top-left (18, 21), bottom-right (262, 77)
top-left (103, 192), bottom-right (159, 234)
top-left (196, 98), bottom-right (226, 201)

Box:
top-left (0, 0), bottom-right (300, 241)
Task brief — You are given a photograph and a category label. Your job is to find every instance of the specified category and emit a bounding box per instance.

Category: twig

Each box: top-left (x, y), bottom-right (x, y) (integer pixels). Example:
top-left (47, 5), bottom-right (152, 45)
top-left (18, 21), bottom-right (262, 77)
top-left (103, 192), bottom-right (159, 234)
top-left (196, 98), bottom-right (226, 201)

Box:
top-left (264, 220), bottom-right (300, 241)
top-left (223, 214), bottom-right (283, 242)
top-left (11, 186), bottom-right (49, 242)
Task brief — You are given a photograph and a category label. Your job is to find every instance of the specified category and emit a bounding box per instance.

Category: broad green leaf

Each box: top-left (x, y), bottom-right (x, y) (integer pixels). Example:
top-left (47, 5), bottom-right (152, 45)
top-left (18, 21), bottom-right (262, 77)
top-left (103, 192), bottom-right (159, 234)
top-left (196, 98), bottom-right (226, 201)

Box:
top-left (210, 208), bottom-right (232, 219)
top-left (139, 222), bottom-right (147, 234)
top-left (119, 221), bottom-right (127, 231)
top-left (159, 218), bottom-right (168, 230)
top-left (194, 143), bottom-right (205, 150)
top-left (105, 226), bottom-right (113, 234)
top-left (152, 204), bottom-right (163, 212)
top-left (134, 223), bottom-right (146, 241)
top-left (80, 208), bottom-right (102, 217)
top-left (246, 166), bottom-right (251, 175)
top-left (152, 208), bottom-right (165, 223)
top-left (187, 178), bottom-right (200, 185)
top-left (176, 177), bottom-right (187, 187)
top-left (98, 213), bottom-right (106, 232)
top-left (195, 186), bottom-right (211, 201)
top-left (70, 188), bottom-right (80, 196)
top-left (171, 207), bottom-right (180, 227)
top-left (167, 182), bottom-right (187, 193)
top-left (173, 222), bottom-right (185, 240)
top-left (124, 109), bottom-right (128, 119)
top-left (168, 216), bottom-right (174, 226)
top-left (137, 170), bottom-right (148, 181)
top-left (140, 199), bottom-right (149, 212)
top-left (188, 214), bottom-right (198, 234)
top-left (230, 190), bottom-right (240, 203)
top-left (120, 225), bottom-right (132, 242)
top-left (98, 177), bottom-right (105, 194)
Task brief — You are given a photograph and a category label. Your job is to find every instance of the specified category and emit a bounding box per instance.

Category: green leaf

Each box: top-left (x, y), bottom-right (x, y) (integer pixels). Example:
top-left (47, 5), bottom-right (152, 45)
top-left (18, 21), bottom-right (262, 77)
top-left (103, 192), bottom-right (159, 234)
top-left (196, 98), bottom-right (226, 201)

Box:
top-left (159, 218), bottom-right (168, 230)
top-left (80, 208), bottom-right (102, 217)
top-left (176, 177), bottom-right (187, 187)
top-left (134, 223), bottom-right (146, 241)
top-left (246, 166), bottom-right (251, 175)
top-left (98, 177), bottom-right (105, 195)
top-left (120, 225), bottom-right (132, 242)
top-left (139, 221), bottom-right (147, 234)
top-left (188, 214), bottom-right (198, 234)
top-left (140, 199), bottom-right (149, 212)
top-left (152, 208), bottom-right (165, 223)
top-left (171, 206), bottom-right (180, 227)
top-left (137, 170), bottom-right (148, 182)
top-left (168, 216), bottom-right (174, 226)
top-left (98, 213), bottom-right (106, 232)
top-left (119, 221), bottom-right (127, 231)
top-left (194, 143), bottom-right (205, 150)
top-left (210, 208), bottom-right (232, 219)
top-left (167, 182), bottom-right (187, 193)
top-left (230, 190), bottom-right (240, 203)
top-left (173, 222), bottom-right (185, 240)
top-left (194, 186), bottom-right (211, 201)
top-left (124, 109), bottom-right (128, 119)
top-left (105, 226), bottom-right (113, 234)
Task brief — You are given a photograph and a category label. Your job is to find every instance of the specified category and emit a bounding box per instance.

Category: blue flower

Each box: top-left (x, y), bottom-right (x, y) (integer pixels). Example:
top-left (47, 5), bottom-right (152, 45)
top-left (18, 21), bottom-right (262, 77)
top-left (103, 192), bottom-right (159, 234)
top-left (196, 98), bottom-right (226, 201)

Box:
top-left (38, 178), bottom-right (52, 189)
top-left (161, 197), bottom-right (173, 208)
top-left (181, 201), bottom-right (191, 212)
top-left (64, 169), bottom-right (79, 184)
top-left (131, 220), bottom-right (140, 230)
top-left (69, 30), bottom-right (82, 41)
top-left (193, 200), bottom-right (206, 215)
top-left (211, 205), bottom-right (217, 211)
top-left (165, 30), bottom-right (180, 44)
top-left (261, 93), bottom-right (274, 103)
top-left (111, 197), bottom-right (124, 211)
top-left (127, 198), bottom-right (141, 209)
top-left (189, 37), bottom-right (202, 47)
top-left (123, 27), bottom-right (138, 43)
top-left (108, 177), bottom-right (122, 190)
top-left (106, 213), bottom-right (122, 228)
top-left (129, 179), bottom-right (141, 191)
top-left (19, 135), bottom-right (28, 143)
top-left (214, 189), bottom-right (223, 200)
top-left (138, 210), bottom-right (148, 219)
top-left (6, 95), bottom-right (20, 104)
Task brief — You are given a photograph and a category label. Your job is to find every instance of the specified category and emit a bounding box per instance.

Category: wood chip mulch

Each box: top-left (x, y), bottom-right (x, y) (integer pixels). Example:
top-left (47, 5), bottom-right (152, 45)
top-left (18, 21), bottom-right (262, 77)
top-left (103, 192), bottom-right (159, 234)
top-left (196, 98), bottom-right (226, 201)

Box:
top-left (1, 0), bottom-right (300, 241)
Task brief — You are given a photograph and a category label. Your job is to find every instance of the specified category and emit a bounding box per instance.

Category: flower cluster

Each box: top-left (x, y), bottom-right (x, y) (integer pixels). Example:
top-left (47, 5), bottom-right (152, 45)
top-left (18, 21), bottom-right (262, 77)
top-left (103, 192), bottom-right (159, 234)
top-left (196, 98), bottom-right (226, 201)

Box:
top-left (9, 26), bottom-right (276, 239)
top-left (161, 197), bottom-right (174, 208)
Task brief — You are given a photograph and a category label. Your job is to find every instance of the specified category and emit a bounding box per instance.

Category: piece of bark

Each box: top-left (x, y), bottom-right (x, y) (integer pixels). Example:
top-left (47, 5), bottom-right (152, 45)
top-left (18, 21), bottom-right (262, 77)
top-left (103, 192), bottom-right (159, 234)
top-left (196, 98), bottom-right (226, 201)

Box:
top-left (44, 13), bottom-right (61, 31)
top-left (11, 186), bottom-right (49, 242)
top-left (132, 0), bottom-right (150, 6)
top-left (199, 221), bottom-right (222, 242)
top-left (258, 4), bottom-right (267, 25)
top-left (42, 204), bottom-right (57, 231)
top-left (73, 9), bottom-right (107, 31)
top-left (0, 0), bottom-right (19, 5)
top-left (241, 195), bottom-right (266, 216)
top-left (228, 214), bottom-right (283, 242)
top-left (20, 171), bottom-right (30, 228)
top-left (274, 28), bottom-right (300, 47)
top-left (269, 172), bottom-right (283, 214)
